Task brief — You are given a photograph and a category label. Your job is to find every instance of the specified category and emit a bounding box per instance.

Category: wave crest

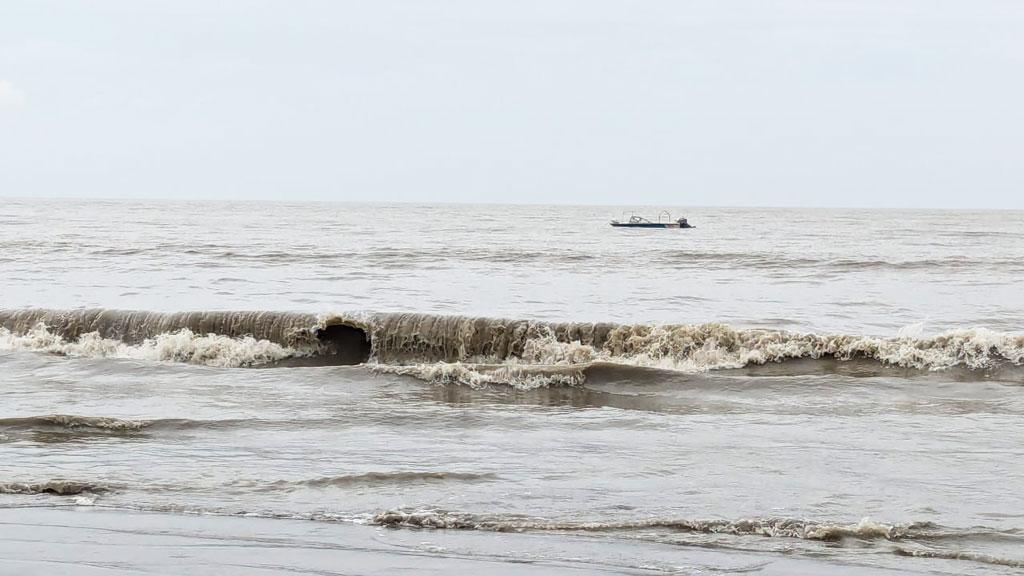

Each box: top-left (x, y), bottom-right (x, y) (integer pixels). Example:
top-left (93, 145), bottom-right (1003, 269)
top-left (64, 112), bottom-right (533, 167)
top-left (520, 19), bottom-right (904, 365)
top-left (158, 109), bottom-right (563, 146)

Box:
top-left (0, 480), bottom-right (113, 496)
top-left (360, 313), bottom-right (1024, 373)
top-left (371, 509), bottom-right (937, 542)
top-left (0, 414), bottom-right (149, 431)
top-left (233, 471), bottom-right (498, 491)
top-left (2, 308), bottom-right (1021, 375)
top-left (0, 323), bottom-right (308, 367)
top-left (893, 547), bottom-right (1024, 568)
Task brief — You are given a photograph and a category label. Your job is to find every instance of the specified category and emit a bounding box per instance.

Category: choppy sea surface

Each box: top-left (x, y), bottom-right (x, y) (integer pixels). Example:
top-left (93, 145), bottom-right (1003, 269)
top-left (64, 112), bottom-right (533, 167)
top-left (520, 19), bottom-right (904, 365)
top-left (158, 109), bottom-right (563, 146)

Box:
top-left (1, 198), bottom-right (1023, 575)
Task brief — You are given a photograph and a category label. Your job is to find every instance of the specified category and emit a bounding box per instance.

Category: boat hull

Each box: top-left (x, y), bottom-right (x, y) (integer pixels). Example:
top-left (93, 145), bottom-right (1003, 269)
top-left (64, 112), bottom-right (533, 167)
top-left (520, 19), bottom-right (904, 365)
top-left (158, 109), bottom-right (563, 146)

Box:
top-left (610, 222), bottom-right (692, 228)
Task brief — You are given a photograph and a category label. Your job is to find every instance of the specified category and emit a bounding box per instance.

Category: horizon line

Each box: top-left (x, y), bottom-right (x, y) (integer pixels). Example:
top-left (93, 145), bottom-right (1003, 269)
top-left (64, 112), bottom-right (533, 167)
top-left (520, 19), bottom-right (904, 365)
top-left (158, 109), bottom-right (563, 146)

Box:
top-left (3, 194), bottom-right (1022, 212)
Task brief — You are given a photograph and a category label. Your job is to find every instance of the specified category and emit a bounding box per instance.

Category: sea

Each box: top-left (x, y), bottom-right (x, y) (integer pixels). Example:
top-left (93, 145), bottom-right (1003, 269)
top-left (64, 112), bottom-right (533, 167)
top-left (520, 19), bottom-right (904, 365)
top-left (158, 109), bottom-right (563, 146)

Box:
top-left (1, 198), bottom-right (1022, 575)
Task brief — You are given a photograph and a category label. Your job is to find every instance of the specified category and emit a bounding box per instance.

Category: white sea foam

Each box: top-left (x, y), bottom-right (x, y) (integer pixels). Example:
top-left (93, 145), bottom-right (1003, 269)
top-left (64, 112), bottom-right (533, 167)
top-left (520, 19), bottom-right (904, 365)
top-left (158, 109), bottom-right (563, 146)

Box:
top-left (371, 509), bottom-right (936, 542)
top-left (372, 362), bottom-right (587, 389)
top-left (0, 323), bottom-right (307, 367)
top-left (594, 324), bottom-right (1024, 372)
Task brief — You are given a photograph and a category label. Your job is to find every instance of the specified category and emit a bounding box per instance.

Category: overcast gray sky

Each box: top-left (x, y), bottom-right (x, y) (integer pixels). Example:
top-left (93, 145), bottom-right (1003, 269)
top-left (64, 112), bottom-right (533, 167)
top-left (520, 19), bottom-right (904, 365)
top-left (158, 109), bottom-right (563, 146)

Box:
top-left (1, 1), bottom-right (1022, 208)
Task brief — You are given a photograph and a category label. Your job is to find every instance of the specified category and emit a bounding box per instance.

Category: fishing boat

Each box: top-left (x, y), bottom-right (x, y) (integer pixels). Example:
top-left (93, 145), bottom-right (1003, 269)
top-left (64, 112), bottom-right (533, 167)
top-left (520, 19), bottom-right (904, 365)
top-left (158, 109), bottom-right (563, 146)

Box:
top-left (610, 211), bottom-right (693, 229)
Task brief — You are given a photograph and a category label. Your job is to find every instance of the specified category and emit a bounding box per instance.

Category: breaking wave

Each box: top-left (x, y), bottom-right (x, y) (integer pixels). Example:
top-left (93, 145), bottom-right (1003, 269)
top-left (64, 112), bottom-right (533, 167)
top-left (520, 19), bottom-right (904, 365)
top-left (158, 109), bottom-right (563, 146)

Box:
top-left (372, 509), bottom-right (940, 541)
top-left (0, 323), bottom-right (309, 368)
top-left (892, 547), bottom-right (1024, 568)
top-left (0, 414), bottom-right (151, 431)
top-left (372, 510), bottom-right (1024, 569)
top-left (1, 309), bottom-right (1021, 380)
top-left (0, 414), bottom-right (232, 434)
top-left (0, 480), bottom-right (113, 496)
top-left (237, 472), bottom-right (498, 491)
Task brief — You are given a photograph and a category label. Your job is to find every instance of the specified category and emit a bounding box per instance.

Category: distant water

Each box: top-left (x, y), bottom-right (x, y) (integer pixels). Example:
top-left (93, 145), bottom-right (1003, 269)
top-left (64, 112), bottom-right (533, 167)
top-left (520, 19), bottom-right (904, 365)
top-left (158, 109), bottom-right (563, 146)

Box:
top-left (1, 198), bottom-right (1023, 575)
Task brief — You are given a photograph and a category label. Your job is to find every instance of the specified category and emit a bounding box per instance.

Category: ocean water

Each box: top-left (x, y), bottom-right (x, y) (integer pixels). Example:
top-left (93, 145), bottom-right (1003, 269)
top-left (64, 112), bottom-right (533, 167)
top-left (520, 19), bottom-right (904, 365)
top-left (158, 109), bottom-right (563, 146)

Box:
top-left (1, 198), bottom-right (1023, 575)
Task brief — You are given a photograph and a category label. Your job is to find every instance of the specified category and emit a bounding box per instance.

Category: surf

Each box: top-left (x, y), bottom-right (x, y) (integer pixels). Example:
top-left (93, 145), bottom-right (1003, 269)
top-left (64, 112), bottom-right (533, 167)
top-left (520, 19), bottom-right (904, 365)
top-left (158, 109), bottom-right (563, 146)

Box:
top-left (1, 309), bottom-right (1021, 379)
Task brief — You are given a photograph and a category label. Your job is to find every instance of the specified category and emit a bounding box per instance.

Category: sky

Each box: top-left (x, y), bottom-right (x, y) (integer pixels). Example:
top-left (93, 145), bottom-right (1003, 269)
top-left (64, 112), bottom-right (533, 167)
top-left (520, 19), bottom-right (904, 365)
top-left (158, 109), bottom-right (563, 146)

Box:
top-left (1, 1), bottom-right (1022, 208)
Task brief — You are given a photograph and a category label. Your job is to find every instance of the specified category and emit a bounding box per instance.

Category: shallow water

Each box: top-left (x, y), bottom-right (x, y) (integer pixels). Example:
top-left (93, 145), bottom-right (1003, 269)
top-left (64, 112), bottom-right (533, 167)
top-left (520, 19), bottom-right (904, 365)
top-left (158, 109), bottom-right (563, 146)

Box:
top-left (1, 199), bottom-right (1022, 574)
